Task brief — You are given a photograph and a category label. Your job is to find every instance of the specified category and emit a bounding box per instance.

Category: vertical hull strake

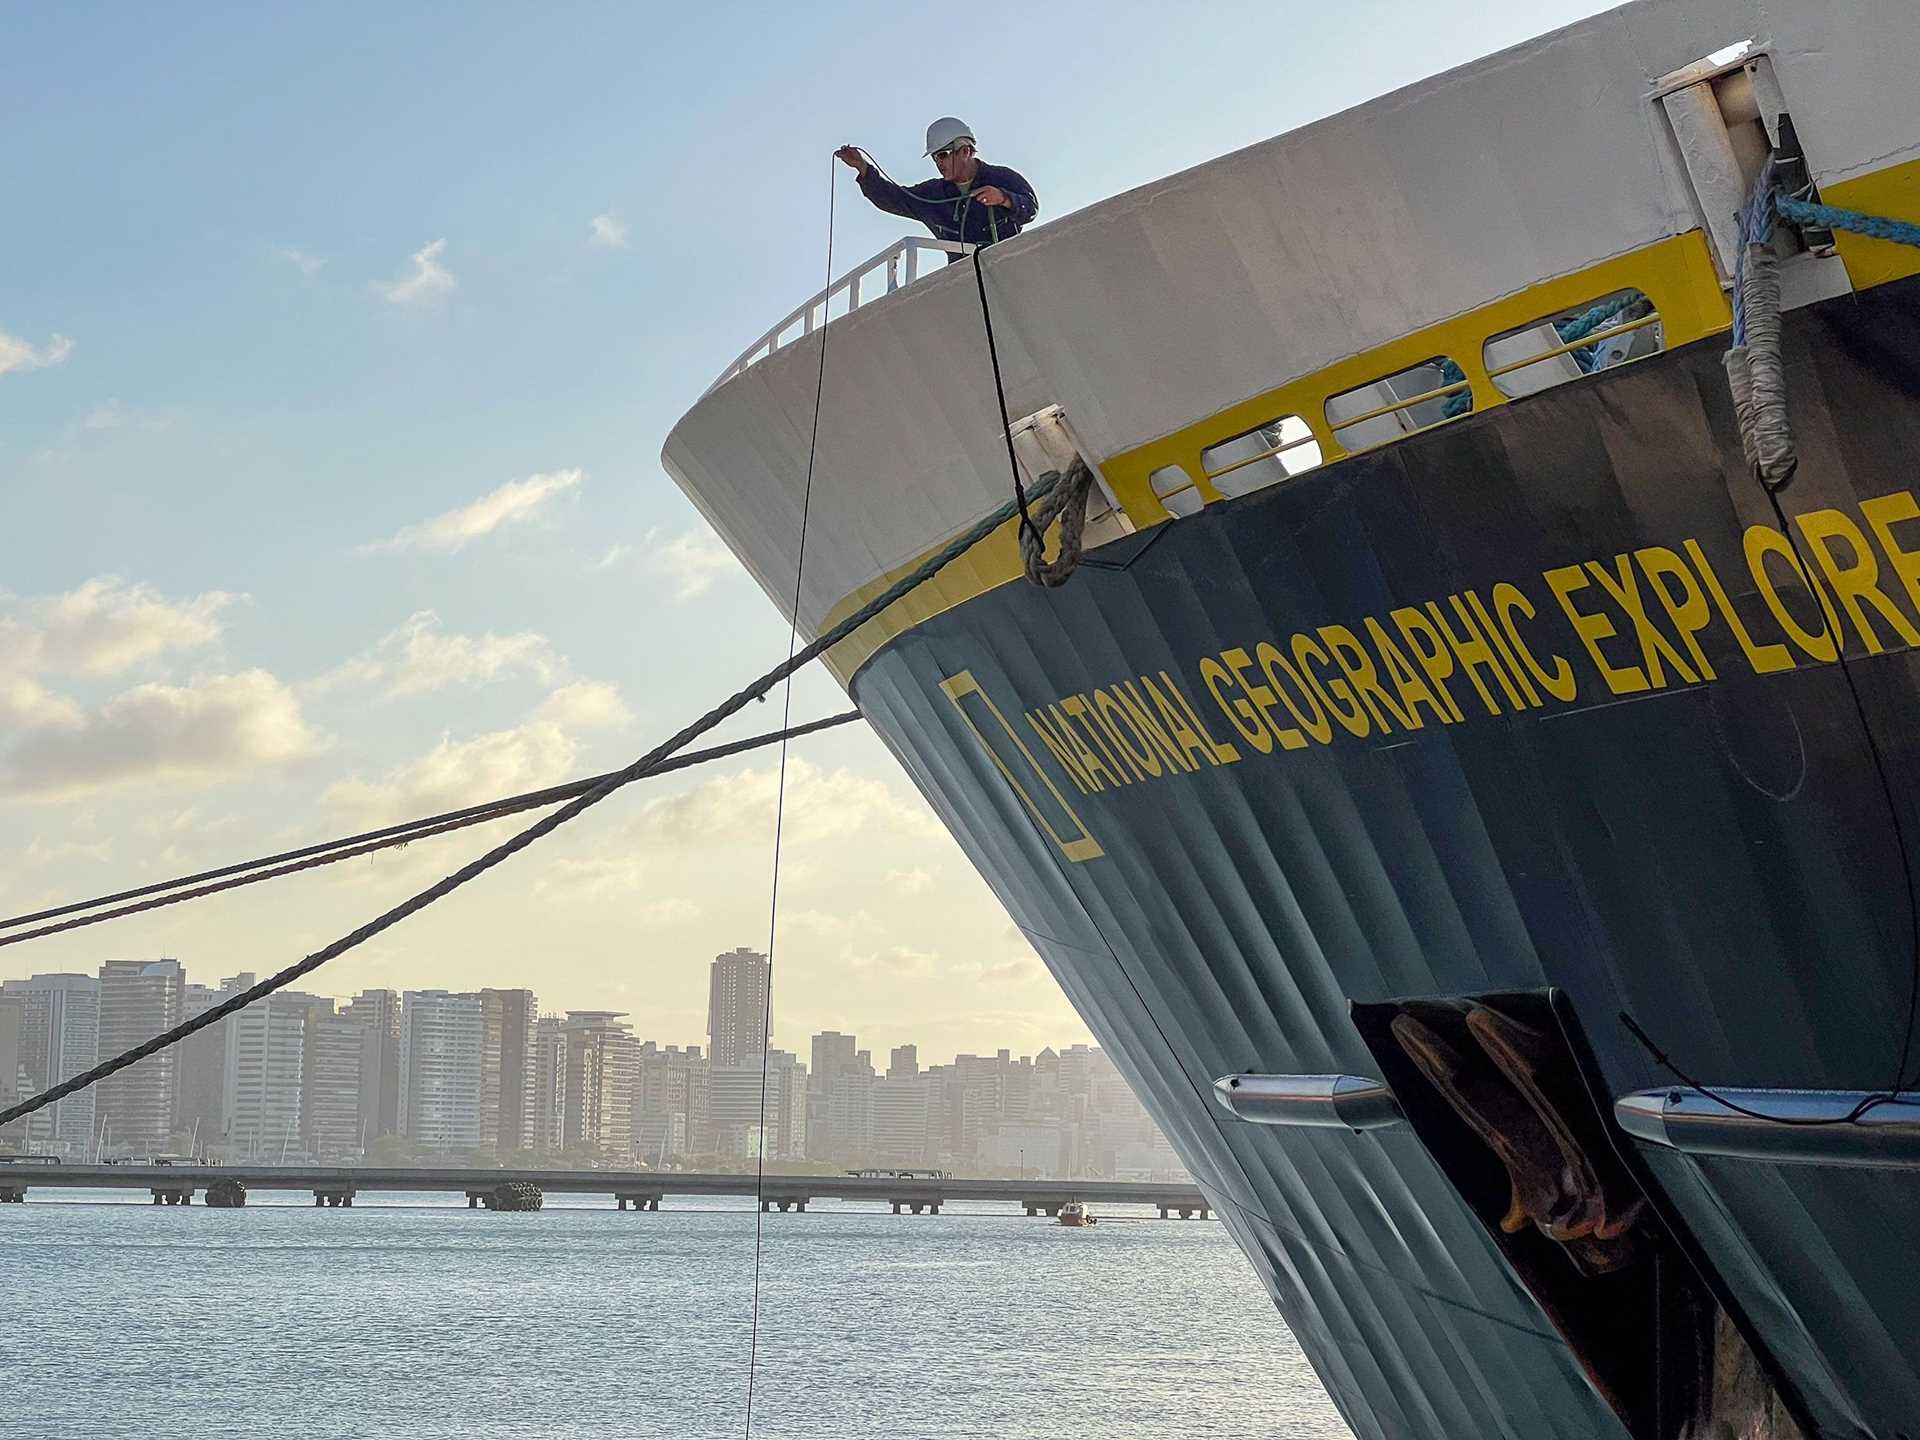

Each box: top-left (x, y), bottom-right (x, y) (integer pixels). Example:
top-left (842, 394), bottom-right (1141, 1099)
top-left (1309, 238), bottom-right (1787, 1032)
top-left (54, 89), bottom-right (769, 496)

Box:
top-left (851, 275), bottom-right (1920, 1439)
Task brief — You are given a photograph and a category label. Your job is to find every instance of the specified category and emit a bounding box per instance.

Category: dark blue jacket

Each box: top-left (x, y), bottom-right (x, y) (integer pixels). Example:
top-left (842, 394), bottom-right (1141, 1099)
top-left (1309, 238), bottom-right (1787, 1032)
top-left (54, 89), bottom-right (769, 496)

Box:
top-left (855, 160), bottom-right (1039, 252)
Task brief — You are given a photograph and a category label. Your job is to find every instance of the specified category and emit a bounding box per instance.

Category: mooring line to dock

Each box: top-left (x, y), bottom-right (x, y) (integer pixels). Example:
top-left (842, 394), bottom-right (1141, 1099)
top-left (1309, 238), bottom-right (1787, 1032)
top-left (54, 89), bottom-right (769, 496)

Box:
top-left (0, 462), bottom-right (1071, 1136)
top-left (0, 711), bottom-right (862, 950)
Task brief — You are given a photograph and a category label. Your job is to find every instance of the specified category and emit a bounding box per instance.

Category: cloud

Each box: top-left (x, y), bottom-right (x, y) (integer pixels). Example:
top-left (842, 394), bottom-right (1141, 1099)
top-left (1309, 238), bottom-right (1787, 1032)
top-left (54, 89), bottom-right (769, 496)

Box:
top-left (323, 720), bottom-right (577, 825)
top-left (0, 670), bottom-right (327, 801)
top-left (140, 805), bottom-right (236, 839)
top-left (0, 674), bottom-right (84, 730)
top-left (310, 611), bottom-right (560, 700)
top-left (14, 578), bottom-right (235, 676)
top-left (839, 944), bottom-right (1041, 988)
top-left (375, 238), bottom-right (455, 305)
top-left (0, 328), bottom-right (75, 378)
top-left (23, 836), bottom-right (113, 865)
top-left (589, 213), bottom-right (629, 249)
top-left (847, 945), bottom-right (939, 978)
top-left (534, 681), bottom-right (631, 731)
top-left (779, 908), bottom-right (882, 941)
top-left (650, 530), bottom-right (737, 602)
top-left (885, 866), bottom-right (935, 895)
top-left (273, 245), bottom-right (326, 279)
top-left (357, 469), bottom-right (581, 555)
top-left (83, 399), bottom-right (126, 431)
top-left (589, 542), bottom-right (632, 573)
top-left (629, 757), bottom-right (941, 848)
top-left (535, 855), bottom-right (646, 900)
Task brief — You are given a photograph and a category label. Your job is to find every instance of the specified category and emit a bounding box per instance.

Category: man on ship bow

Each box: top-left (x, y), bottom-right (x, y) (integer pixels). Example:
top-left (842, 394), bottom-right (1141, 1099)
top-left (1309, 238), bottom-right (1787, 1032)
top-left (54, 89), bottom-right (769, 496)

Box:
top-left (836, 117), bottom-right (1037, 254)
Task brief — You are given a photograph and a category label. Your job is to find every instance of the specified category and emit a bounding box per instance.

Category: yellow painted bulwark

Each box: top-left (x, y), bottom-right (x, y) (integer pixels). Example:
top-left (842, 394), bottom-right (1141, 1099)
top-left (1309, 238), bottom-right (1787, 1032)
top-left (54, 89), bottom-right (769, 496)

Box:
top-left (819, 230), bottom-right (1758, 686)
top-left (1822, 155), bottom-right (1920, 291)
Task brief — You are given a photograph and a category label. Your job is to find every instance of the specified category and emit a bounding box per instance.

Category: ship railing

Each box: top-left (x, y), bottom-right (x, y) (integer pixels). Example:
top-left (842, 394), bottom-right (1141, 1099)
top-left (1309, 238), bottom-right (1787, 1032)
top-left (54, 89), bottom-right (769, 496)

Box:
top-left (705, 236), bottom-right (974, 397)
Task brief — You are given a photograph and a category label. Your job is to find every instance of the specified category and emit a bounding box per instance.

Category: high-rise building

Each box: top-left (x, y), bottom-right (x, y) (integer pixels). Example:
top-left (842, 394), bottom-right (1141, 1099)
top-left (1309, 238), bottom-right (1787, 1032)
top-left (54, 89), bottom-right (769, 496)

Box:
top-left (531, 1015), bottom-right (567, 1152)
top-left (634, 1042), bottom-right (707, 1163)
top-left (0, 974), bottom-right (100, 1153)
top-left (705, 947), bottom-right (769, 1067)
top-left (709, 1050), bottom-right (806, 1159)
top-left (96, 959), bottom-right (184, 1155)
top-left (397, 991), bottom-right (483, 1151)
top-left (806, 1030), bottom-right (873, 1162)
top-left (476, 988), bottom-right (537, 1154)
top-left (0, 994), bottom-right (26, 1143)
top-left (223, 991), bottom-right (312, 1161)
top-left (766, 1049), bottom-right (808, 1160)
top-left (173, 973), bottom-right (252, 1150)
top-left (870, 1076), bottom-right (930, 1161)
top-left (342, 989), bottom-right (402, 1137)
top-left (304, 1007), bottom-right (379, 1161)
top-left (887, 1044), bottom-right (919, 1080)
top-left (560, 1011), bottom-right (637, 1159)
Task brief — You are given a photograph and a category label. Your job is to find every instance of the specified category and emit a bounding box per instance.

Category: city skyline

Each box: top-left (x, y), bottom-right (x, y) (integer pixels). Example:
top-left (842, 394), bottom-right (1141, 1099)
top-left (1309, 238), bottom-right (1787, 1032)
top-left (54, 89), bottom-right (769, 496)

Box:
top-left (0, 946), bottom-right (1184, 1182)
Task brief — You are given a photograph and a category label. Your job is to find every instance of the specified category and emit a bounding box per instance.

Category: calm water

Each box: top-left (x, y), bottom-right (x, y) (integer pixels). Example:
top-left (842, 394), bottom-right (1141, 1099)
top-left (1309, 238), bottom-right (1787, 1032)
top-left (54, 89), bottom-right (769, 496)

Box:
top-left (1, 1189), bottom-right (1352, 1440)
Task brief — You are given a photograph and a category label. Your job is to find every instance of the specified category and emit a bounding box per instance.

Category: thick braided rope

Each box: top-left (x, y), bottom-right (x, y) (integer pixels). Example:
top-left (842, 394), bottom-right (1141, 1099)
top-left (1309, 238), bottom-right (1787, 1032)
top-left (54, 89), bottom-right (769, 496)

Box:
top-left (1779, 196), bottom-right (1920, 249)
top-left (0, 477), bottom-right (1056, 1132)
top-left (1553, 291), bottom-right (1641, 346)
top-left (1017, 458), bottom-right (1095, 588)
top-left (0, 712), bottom-right (860, 951)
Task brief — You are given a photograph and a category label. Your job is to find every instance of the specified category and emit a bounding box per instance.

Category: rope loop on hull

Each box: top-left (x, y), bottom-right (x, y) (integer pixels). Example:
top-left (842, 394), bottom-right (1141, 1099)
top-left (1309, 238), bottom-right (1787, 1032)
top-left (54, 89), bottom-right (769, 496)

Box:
top-left (1018, 458), bottom-right (1095, 588)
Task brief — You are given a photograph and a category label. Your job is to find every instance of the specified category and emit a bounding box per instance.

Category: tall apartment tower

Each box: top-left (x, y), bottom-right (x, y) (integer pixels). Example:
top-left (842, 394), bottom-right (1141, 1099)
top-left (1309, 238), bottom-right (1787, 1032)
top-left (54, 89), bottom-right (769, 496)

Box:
top-left (560, 1011), bottom-right (637, 1159)
top-left (303, 1004), bottom-right (379, 1161)
top-left (342, 989), bottom-right (402, 1137)
top-left (173, 972), bottom-right (256, 1151)
top-left (706, 947), bottom-right (770, 1067)
top-left (0, 994), bottom-right (23, 1138)
top-left (0, 974), bottom-right (100, 1152)
top-left (531, 1015), bottom-right (568, 1152)
top-left (476, 988), bottom-right (537, 1154)
top-left (96, 959), bottom-right (185, 1155)
top-left (806, 1031), bottom-right (871, 1162)
top-left (397, 990), bottom-right (483, 1152)
top-left (633, 1042), bottom-right (708, 1162)
top-left (223, 992), bottom-right (313, 1161)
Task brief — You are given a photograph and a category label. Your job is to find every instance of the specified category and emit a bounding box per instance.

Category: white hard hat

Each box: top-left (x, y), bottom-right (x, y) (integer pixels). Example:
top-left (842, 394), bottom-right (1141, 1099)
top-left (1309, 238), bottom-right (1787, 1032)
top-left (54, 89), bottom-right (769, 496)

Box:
top-left (925, 116), bottom-right (975, 155)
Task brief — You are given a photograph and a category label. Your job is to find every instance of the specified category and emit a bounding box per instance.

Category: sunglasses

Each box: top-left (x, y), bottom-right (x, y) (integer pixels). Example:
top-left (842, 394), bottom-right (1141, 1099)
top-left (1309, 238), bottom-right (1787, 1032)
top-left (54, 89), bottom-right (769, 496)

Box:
top-left (931, 144), bottom-right (971, 161)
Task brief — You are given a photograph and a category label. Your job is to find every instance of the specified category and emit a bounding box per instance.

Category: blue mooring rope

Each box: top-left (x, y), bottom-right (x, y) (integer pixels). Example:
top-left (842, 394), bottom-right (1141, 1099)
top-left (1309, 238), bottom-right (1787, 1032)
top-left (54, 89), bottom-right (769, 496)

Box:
top-left (1779, 195), bottom-right (1920, 249)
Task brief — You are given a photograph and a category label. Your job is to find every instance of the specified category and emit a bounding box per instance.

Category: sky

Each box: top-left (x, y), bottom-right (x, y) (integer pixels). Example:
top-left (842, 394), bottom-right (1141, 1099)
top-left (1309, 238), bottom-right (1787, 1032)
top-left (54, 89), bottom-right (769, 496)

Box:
top-left (1, 0), bottom-right (1620, 1065)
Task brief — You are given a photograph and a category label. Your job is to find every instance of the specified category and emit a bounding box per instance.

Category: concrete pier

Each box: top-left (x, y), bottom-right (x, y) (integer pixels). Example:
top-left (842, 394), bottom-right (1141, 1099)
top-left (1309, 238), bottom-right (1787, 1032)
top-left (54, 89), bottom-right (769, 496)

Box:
top-left (0, 1165), bottom-right (1210, 1219)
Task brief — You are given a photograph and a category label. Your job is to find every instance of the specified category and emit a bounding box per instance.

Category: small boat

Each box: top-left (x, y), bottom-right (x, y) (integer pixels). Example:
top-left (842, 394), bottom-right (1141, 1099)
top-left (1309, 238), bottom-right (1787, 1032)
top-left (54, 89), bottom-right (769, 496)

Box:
top-left (1056, 1201), bottom-right (1096, 1228)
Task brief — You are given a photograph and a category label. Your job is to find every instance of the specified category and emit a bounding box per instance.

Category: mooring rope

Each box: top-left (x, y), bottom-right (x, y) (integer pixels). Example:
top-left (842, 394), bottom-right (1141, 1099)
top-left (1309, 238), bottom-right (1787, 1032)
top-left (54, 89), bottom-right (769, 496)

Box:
top-left (0, 712), bottom-right (861, 950)
top-left (0, 461), bottom-right (1069, 1134)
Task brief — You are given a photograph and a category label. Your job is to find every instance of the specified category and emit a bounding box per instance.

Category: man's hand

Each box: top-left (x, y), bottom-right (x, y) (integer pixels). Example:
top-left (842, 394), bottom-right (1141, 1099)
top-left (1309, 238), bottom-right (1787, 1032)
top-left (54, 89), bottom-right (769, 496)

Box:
top-left (834, 145), bottom-right (869, 176)
top-left (973, 185), bottom-right (1010, 207)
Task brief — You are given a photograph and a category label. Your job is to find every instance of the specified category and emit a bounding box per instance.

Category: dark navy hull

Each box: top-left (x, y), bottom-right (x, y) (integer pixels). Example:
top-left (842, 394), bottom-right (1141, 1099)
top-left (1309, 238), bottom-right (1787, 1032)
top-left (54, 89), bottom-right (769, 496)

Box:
top-left (851, 277), bottom-right (1920, 1439)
